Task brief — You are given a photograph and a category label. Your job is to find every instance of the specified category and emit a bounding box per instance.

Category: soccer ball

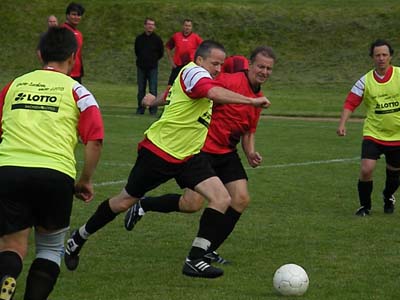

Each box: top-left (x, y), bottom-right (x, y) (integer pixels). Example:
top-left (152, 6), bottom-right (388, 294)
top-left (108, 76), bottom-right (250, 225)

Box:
top-left (273, 263), bottom-right (309, 296)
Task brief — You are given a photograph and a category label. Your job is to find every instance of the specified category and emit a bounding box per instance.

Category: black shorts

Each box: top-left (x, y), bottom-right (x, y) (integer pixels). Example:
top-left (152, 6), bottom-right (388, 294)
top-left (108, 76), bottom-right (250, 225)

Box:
top-left (361, 139), bottom-right (400, 168)
top-left (0, 166), bottom-right (74, 236)
top-left (202, 151), bottom-right (248, 184)
top-left (125, 147), bottom-right (216, 198)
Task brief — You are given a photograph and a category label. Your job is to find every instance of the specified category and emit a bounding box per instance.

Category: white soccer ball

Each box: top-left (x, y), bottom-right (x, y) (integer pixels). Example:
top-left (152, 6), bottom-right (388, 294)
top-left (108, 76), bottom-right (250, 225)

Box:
top-left (273, 263), bottom-right (309, 296)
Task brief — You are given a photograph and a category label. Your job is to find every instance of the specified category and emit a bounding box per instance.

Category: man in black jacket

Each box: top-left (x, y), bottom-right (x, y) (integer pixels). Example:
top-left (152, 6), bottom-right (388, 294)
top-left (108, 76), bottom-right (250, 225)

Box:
top-left (134, 17), bottom-right (164, 115)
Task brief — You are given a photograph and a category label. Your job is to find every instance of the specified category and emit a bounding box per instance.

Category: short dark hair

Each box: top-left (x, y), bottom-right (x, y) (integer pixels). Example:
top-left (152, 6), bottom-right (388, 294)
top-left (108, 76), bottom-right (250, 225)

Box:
top-left (194, 40), bottom-right (225, 60)
top-left (66, 2), bottom-right (85, 16)
top-left (183, 19), bottom-right (192, 24)
top-left (144, 17), bottom-right (155, 24)
top-left (249, 46), bottom-right (276, 63)
top-left (40, 27), bottom-right (77, 64)
top-left (369, 39), bottom-right (394, 57)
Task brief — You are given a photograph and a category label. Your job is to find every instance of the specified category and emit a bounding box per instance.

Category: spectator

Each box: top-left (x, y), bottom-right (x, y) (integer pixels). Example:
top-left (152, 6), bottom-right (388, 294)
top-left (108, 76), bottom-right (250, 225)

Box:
top-left (134, 17), bottom-right (164, 115)
top-left (36, 15), bottom-right (59, 63)
top-left (165, 19), bottom-right (203, 88)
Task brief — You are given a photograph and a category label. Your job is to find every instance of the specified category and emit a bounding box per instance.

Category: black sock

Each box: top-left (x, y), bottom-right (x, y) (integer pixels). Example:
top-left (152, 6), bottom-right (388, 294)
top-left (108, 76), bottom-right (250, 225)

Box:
top-left (358, 180), bottom-right (373, 209)
top-left (383, 169), bottom-right (400, 199)
top-left (210, 206), bottom-right (241, 252)
top-left (141, 193), bottom-right (181, 213)
top-left (0, 250), bottom-right (23, 279)
top-left (188, 208), bottom-right (226, 260)
top-left (24, 258), bottom-right (60, 300)
top-left (85, 199), bottom-right (118, 234)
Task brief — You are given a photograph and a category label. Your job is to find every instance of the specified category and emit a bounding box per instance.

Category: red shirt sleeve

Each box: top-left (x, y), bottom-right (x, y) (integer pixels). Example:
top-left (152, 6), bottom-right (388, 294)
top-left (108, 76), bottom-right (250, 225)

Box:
top-left (78, 106), bottom-right (104, 144)
top-left (344, 92), bottom-right (362, 111)
top-left (185, 77), bottom-right (223, 99)
top-left (0, 82), bottom-right (13, 138)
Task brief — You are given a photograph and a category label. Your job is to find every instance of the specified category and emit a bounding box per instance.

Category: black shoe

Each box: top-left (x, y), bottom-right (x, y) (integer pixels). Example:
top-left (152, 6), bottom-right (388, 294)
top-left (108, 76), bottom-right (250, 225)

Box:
top-left (355, 206), bottom-right (370, 216)
top-left (182, 258), bottom-right (224, 278)
top-left (383, 194), bottom-right (395, 214)
top-left (64, 230), bottom-right (86, 271)
top-left (0, 275), bottom-right (16, 300)
top-left (204, 251), bottom-right (230, 265)
top-left (136, 107), bottom-right (145, 115)
top-left (124, 201), bottom-right (145, 231)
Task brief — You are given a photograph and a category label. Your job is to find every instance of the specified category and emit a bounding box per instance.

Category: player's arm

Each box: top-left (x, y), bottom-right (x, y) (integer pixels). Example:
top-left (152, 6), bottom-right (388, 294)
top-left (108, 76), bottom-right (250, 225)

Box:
top-left (207, 86), bottom-right (270, 108)
top-left (142, 88), bottom-right (170, 107)
top-left (74, 83), bottom-right (104, 202)
top-left (75, 140), bottom-right (102, 202)
top-left (241, 131), bottom-right (262, 168)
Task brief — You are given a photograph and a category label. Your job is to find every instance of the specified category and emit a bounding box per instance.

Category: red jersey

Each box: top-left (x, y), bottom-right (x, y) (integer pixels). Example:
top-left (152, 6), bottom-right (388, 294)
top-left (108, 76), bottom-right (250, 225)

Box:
top-left (166, 32), bottom-right (203, 66)
top-left (202, 72), bottom-right (263, 154)
top-left (62, 22), bottom-right (84, 78)
top-left (221, 55), bottom-right (249, 73)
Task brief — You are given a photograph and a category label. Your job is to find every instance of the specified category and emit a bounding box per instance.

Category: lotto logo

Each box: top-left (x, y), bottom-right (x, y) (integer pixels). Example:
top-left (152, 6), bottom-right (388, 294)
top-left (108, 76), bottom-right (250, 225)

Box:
top-left (14, 92), bottom-right (57, 103)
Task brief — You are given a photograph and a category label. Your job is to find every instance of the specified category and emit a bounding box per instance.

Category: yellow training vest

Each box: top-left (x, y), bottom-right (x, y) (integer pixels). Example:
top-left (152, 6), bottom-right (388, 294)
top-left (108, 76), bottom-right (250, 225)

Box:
top-left (363, 66), bottom-right (400, 141)
top-left (0, 70), bottom-right (80, 178)
top-left (145, 63), bottom-right (212, 159)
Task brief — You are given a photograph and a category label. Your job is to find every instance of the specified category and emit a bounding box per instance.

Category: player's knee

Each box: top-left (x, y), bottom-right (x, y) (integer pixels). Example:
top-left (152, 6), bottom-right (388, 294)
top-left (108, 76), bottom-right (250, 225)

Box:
top-left (35, 228), bottom-right (68, 266)
top-left (180, 194), bottom-right (204, 213)
top-left (232, 193), bottom-right (250, 212)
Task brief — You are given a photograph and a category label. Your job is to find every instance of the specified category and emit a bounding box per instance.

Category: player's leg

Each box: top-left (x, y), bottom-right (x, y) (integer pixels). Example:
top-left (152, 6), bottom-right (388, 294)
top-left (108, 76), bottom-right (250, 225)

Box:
top-left (0, 230), bottom-right (28, 300)
top-left (356, 140), bottom-right (380, 216)
top-left (65, 147), bottom-right (171, 271)
top-left (136, 67), bottom-right (146, 114)
top-left (65, 188), bottom-right (138, 270)
top-left (23, 227), bottom-right (67, 300)
top-left (124, 189), bottom-right (204, 231)
top-left (208, 179), bottom-right (249, 254)
top-left (182, 175), bottom-right (230, 278)
top-left (148, 67), bottom-right (158, 115)
top-left (382, 148), bottom-right (400, 213)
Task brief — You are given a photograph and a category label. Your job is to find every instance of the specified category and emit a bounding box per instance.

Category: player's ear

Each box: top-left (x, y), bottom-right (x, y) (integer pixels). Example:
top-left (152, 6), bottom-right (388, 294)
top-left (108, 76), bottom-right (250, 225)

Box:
top-left (195, 56), bottom-right (203, 65)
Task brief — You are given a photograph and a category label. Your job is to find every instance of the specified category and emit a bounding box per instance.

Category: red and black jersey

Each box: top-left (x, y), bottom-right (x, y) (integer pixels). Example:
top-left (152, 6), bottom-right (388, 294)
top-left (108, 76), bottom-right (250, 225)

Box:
top-left (202, 72), bottom-right (262, 154)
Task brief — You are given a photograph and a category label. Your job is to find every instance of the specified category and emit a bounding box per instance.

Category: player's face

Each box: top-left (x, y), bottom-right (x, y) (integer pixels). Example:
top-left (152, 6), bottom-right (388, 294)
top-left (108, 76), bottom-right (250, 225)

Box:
top-left (198, 48), bottom-right (226, 78)
top-left (182, 21), bottom-right (193, 36)
top-left (373, 45), bottom-right (392, 74)
top-left (248, 53), bottom-right (274, 87)
top-left (66, 11), bottom-right (82, 27)
top-left (144, 20), bottom-right (156, 34)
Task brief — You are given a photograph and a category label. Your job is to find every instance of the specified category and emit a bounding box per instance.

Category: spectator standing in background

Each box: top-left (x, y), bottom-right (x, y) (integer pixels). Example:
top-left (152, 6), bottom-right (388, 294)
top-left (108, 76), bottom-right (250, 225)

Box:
top-left (36, 15), bottom-right (59, 63)
top-left (62, 2), bottom-right (85, 83)
top-left (165, 19), bottom-right (202, 88)
top-left (134, 18), bottom-right (164, 115)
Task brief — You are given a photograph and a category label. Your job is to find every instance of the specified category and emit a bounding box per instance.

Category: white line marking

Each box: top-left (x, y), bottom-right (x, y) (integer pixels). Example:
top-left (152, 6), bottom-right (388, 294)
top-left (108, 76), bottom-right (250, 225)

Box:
top-left (92, 157), bottom-right (359, 186)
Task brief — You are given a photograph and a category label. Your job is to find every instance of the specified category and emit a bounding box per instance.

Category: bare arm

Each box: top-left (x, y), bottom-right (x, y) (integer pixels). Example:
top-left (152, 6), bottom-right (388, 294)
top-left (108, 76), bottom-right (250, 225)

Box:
top-left (337, 108), bottom-right (353, 136)
top-left (75, 140), bottom-right (103, 202)
top-left (207, 86), bottom-right (271, 108)
top-left (242, 132), bottom-right (262, 167)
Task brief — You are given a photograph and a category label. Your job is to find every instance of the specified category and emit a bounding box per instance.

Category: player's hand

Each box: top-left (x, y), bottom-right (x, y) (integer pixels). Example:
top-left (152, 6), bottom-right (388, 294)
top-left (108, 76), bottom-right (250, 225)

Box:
top-left (253, 96), bottom-right (271, 108)
top-left (247, 152), bottom-right (262, 168)
top-left (74, 181), bottom-right (94, 202)
top-left (336, 125), bottom-right (346, 136)
top-left (142, 93), bottom-right (156, 108)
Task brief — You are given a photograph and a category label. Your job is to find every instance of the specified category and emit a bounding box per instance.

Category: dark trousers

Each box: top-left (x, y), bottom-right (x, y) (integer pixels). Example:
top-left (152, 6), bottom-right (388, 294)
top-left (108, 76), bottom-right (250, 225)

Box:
top-left (137, 67), bottom-right (158, 114)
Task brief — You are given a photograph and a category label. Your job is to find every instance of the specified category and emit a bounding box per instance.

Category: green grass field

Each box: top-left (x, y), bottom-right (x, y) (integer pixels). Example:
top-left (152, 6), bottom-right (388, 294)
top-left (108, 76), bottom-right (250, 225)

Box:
top-left (12, 95), bottom-right (399, 299)
top-left (3, 0), bottom-right (400, 298)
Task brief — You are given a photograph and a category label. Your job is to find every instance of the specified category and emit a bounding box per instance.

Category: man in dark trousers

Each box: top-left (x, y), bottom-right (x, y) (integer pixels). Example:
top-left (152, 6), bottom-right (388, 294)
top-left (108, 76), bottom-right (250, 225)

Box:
top-left (134, 17), bottom-right (164, 115)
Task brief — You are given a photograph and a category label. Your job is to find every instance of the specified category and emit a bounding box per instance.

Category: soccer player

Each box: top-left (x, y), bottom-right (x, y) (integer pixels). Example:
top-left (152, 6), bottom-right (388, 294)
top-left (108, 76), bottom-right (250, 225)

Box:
top-left (124, 47), bottom-right (275, 264)
top-left (62, 2), bottom-right (85, 83)
top-left (337, 39), bottom-right (400, 216)
top-left (0, 27), bottom-right (103, 300)
top-left (165, 19), bottom-right (203, 88)
top-left (64, 40), bottom-right (270, 279)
